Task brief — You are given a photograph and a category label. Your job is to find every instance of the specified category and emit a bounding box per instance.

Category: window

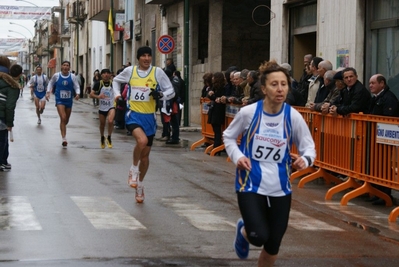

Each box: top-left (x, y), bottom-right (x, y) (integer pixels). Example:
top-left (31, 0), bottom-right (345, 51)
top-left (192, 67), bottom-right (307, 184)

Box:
top-left (367, 0), bottom-right (399, 96)
top-left (291, 3), bottom-right (317, 29)
top-left (198, 4), bottom-right (209, 63)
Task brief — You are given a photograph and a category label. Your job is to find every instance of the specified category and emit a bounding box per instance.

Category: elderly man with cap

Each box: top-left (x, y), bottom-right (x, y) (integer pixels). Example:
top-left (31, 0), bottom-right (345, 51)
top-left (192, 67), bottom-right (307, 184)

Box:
top-left (90, 68), bottom-right (115, 149)
top-left (319, 70), bottom-right (346, 114)
top-left (112, 46), bottom-right (175, 203)
top-left (46, 60), bottom-right (80, 147)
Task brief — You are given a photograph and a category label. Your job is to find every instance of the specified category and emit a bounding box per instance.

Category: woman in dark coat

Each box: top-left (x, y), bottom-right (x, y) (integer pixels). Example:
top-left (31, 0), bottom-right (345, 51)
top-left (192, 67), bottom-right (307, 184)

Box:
top-left (207, 72), bottom-right (226, 150)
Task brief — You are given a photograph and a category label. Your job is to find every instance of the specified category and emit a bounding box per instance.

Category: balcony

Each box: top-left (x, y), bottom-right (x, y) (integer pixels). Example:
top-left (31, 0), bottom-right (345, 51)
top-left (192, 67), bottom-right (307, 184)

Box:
top-left (60, 24), bottom-right (71, 40)
top-left (49, 34), bottom-right (60, 46)
top-left (145, 0), bottom-right (180, 4)
top-left (89, 0), bottom-right (124, 22)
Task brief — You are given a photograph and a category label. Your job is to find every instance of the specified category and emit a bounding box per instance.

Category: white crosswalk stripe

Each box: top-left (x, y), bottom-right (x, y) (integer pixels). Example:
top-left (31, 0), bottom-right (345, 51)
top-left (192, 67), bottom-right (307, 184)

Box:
top-left (162, 197), bottom-right (235, 231)
top-left (71, 196), bottom-right (146, 230)
top-left (0, 196), bottom-right (42, 230)
top-left (0, 196), bottom-right (351, 232)
top-left (289, 210), bottom-right (344, 231)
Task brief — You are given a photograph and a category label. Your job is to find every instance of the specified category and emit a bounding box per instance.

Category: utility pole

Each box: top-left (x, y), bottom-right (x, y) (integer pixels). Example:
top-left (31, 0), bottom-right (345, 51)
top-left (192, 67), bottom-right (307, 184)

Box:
top-left (110, 0), bottom-right (114, 72)
top-left (184, 0), bottom-right (189, 126)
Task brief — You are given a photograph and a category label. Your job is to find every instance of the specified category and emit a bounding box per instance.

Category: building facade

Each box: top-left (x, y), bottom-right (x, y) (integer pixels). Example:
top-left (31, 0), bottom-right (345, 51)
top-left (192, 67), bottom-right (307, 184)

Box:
top-left (33, 0), bottom-right (399, 125)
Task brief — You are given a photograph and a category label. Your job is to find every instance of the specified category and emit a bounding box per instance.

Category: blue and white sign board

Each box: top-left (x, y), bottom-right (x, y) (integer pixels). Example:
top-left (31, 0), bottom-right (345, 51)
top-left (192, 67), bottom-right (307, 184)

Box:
top-left (376, 123), bottom-right (399, 146)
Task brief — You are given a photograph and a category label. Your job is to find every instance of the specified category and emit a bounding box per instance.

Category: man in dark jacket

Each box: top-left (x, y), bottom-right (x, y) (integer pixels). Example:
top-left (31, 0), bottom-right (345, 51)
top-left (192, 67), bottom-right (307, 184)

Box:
top-left (242, 70), bottom-right (263, 106)
top-left (0, 56), bottom-right (21, 171)
top-left (329, 67), bottom-right (371, 116)
top-left (367, 74), bottom-right (399, 205)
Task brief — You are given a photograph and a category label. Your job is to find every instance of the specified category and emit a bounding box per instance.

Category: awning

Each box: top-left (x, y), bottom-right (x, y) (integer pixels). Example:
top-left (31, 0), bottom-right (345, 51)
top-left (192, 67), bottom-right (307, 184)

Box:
top-left (48, 58), bottom-right (56, 68)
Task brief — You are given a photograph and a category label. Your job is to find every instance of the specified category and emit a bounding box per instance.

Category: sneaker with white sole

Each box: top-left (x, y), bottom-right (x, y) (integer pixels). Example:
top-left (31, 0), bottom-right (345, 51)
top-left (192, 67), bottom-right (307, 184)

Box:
top-left (128, 168), bottom-right (139, 188)
top-left (1, 163), bottom-right (11, 171)
top-left (234, 218), bottom-right (249, 259)
top-left (135, 186), bottom-right (145, 203)
top-left (37, 118), bottom-right (41, 125)
top-left (62, 140), bottom-right (68, 147)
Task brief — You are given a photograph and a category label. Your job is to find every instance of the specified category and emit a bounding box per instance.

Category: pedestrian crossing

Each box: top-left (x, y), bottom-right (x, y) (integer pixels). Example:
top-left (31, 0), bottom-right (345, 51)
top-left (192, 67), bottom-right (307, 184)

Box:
top-left (0, 196), bottom-right (42, 231)
top-left (0, 196), bottom-right (368, 232)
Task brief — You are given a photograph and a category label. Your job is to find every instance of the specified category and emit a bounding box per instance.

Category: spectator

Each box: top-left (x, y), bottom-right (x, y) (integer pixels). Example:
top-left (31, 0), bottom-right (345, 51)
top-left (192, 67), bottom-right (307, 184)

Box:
top-left (92, 71), bottom-right (101, 106)
top-left (367, 74), bottom-right (399, 205)
top-left (240, 69), bottom-right (250, 101)
top-left (174, 70), bottom-right (185, 126)
top-left (164, 58), bottom-right (176, 73)
top-left (314, 60), bottom-right (333, 103)
top-left (305, 56), bottom-right (323, 107)
top-left (227, 71), bottom-right (244, 105)
top-left (201, 72), bottom-right (213, 98)
top-left (318, 70), bottom-right (346, 114)
top-left (79, 73), bottom-right (85, 98)
top-left (281, 63), bottom-right (305, 106)
top-left (0, 60), bottom-right (21, 171)
top-left (297, 54), bottom-right (313, 101)
top-left (242, 70), bottom-right (263, 106)
top-left (164, 69), bottom-right (181, 145)
top-left (329, 67), bottom-right (371, 116)
top-left (310, 70), bottom-right (337, 112)
top-left (207, 72), bottom-right (226, 153)
top-left (223, 66), bottom-right (238, 97)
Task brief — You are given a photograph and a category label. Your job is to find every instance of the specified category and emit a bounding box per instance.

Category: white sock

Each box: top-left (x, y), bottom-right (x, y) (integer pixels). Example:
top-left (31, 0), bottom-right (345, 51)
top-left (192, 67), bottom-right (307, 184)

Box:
top-left (130, 165), bottom-right (138, 171)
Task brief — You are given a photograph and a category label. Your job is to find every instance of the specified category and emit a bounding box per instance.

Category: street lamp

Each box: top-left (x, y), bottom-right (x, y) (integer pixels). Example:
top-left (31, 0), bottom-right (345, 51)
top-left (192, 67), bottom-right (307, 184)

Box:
top-left (9, 30), bottom-right (28, 39)
top-left (15, 0), bottom-right (39, 7)
top-left (9, 22), bottom-right (34, 37)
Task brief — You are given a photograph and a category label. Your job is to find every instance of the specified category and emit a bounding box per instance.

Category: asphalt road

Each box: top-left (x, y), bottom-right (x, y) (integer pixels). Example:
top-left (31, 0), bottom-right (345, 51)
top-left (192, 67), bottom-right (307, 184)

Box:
top-left (1, 89), bottom-right (399, 267)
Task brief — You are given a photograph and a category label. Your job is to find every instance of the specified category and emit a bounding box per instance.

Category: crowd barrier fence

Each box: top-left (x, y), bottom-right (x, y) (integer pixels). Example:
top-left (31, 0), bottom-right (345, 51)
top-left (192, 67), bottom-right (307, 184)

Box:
top-left (191, 98), bottom-right (399, 222)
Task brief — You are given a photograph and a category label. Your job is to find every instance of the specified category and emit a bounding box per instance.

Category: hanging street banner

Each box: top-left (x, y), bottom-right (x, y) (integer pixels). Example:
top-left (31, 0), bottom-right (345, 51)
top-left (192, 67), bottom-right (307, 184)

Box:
top-left (0, 5), bottom-right (51, 20)
top-left (0, 38), bottom-right (26, 47)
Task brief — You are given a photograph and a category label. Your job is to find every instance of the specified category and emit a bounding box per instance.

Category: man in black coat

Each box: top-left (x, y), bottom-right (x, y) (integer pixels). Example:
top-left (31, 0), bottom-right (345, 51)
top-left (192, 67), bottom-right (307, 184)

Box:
top-left (329, 67), bottom-right (371, 116)
top-left (367, 74), bottom-right (399, 205)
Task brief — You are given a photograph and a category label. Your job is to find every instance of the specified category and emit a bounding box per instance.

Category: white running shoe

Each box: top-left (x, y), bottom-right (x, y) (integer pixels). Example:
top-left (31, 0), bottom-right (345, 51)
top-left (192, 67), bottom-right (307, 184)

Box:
top-left (128, 169), bottom-right (139, 188)
top-left (37, 118), bottom-right (41, 125)
top-left (135, 186), bottom-right (145, 203)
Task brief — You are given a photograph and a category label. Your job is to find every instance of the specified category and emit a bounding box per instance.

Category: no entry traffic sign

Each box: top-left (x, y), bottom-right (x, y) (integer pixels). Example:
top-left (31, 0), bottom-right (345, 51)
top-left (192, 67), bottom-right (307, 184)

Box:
top-left (157, 35), bottom-right (175, 54)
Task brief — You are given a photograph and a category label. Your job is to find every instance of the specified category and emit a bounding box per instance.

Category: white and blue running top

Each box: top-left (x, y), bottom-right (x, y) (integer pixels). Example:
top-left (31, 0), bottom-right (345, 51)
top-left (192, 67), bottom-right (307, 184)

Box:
top-left (223, 101), bottom-right (316, 197)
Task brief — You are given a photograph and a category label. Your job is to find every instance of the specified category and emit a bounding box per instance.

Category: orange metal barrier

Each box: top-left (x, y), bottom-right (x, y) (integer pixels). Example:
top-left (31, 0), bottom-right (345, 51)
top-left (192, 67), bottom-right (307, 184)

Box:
top-left (190, 98), bottom-right (215, 152)
top-left (192, 102), bottom-right (399, 222)
top-left (191, 98), bottom-right (241, 156)
top-left (291, 110), bottom-right (399, 222)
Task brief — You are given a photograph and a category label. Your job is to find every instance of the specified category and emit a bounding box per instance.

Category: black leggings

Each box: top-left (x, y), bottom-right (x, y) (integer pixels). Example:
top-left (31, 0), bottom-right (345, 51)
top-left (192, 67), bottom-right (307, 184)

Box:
top-left (237, 192), bottom-right (291, 255)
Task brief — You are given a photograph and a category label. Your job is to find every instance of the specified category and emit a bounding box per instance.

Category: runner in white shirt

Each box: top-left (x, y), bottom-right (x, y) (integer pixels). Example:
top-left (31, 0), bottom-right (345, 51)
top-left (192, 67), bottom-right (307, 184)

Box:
top-left (223, 60), bottom-right (316, 266)
top-left (90, 69), bottom-right (115, 149)
top-left (28, 66), bottom-right (49, 125)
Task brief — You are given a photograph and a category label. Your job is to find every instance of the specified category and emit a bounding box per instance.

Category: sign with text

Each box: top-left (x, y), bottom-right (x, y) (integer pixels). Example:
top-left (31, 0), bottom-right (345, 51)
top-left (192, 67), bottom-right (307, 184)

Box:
top-left (0, 5), bottom-right (51, 20)
top-left (376, 123), bottom-right (399, 146)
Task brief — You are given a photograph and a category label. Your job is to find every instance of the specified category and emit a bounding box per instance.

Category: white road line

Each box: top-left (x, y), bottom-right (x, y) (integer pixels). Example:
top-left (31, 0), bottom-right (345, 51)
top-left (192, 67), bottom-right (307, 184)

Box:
top-left (71, 196), bottom-right (146, 230)
top-left (316, 200), bottom-right (399, 232)
top-left (162, 197), bottom-right (235, 231)
top-left (0, 196), bottom-right (42, 230)
top-left (289, 210), bottom-right (344, 231)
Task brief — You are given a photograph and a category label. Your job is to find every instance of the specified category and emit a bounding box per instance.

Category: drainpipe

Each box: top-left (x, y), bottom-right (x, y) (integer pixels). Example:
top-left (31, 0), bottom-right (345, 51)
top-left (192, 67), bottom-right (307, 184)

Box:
top-left (110, 0), bottom-right (114, 71)
top-left (183, 0), bottom-right (189, 127)
top-left (76, 0), bottom-right (79, 74)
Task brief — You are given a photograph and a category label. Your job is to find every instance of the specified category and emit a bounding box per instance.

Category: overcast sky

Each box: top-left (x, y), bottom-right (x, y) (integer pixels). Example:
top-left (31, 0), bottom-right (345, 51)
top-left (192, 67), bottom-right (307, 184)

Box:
top-left (0, 0), bottom-right (60, 39)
